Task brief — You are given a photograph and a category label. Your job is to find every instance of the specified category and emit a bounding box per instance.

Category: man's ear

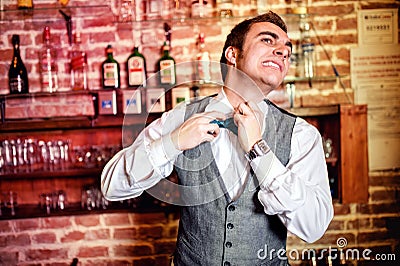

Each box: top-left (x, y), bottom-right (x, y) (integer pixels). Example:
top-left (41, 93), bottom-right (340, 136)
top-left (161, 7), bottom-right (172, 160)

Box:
top-left (224, 46), bottom-right (238, 66)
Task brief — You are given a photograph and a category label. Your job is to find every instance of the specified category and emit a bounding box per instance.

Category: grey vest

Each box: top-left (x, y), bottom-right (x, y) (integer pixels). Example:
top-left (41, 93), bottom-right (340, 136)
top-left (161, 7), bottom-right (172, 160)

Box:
top-left (173, 96), bottom-right (296, 266)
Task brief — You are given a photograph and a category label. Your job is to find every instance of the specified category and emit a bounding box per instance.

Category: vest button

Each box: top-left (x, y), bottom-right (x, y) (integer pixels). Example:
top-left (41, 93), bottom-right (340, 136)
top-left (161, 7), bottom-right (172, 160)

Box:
top-left (224, 262), bottom-right (231, 266)
top-left (225, 241), bottom-right (232, 248)
top-left (228, 205), bottom-right (235, 211)
top-left (227, 223), bottom-right (234, 229)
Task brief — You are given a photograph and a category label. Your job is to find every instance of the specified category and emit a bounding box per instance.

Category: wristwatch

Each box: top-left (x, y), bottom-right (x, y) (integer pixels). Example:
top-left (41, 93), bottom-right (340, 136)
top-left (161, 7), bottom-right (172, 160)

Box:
top-left (245, 139), bottom-right (270, 161)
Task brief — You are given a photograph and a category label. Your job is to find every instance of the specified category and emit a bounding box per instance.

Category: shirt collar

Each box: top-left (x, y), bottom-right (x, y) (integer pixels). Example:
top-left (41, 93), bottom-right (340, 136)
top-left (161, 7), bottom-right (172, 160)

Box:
top-left (205, 88), bottom-right (269, 117)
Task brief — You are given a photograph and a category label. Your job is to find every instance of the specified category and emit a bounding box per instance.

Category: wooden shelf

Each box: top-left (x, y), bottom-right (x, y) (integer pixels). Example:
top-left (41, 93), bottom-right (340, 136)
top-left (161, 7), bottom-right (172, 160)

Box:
top-left (0, 200), bottom-right (179, 221)
top-left (0, 4), bottom-right (110, 22)
top-left (0, 113), bottom-right (162, 132)
top-left (0, 166), bottom-right (103, 180)
top-left (288, 105), bottom-right (339, 117)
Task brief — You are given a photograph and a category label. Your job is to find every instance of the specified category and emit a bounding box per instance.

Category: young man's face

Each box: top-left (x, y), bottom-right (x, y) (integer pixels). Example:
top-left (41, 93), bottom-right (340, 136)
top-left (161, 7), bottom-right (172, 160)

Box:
top-left (236, 22), bottom-right (292, 94)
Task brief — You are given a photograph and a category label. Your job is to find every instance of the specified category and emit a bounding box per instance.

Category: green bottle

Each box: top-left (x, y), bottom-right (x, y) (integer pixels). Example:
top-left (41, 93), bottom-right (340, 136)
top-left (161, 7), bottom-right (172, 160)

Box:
top-left (157, 41), bottom-right (176, 86)
top-left (101, 44), bottom-right (120, 89)
top-left (126, 46), bottom-right (147, 88)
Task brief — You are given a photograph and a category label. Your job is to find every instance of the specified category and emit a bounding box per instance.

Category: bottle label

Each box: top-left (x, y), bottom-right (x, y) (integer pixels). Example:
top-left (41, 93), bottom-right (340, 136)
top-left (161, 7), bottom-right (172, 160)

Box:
top-left (18, 0), bottom-right (33, 8)
top-left (71, 53), bottom-right (86, 70)
top-left (160, 60), bottom-right (175, 84)
top-left (9, 78), bottom-right (25, 93)
top-left (41, 72), bottom-right (58, 92)
top-left (128, 57), bottom-right (145, 86)
top-left (196, 52), bottom-right (211, 81)
top-left (103, 63), bottom-right (118, 87)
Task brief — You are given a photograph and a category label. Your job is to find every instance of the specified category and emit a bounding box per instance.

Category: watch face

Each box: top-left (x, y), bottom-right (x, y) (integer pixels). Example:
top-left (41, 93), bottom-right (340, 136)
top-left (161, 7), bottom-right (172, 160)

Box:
top-left (257, 140), bottom-right (269, 154)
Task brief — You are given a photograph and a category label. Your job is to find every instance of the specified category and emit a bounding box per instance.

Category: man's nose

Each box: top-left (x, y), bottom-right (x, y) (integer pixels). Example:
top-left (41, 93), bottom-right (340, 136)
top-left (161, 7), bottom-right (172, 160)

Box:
top-left (273, 44), bottom-right (290, 60)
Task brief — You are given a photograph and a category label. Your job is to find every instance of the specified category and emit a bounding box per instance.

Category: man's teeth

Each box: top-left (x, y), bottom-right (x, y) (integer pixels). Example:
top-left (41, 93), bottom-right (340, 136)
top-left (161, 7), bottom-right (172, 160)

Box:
top-left (262, 61), bottom-right (280, 69)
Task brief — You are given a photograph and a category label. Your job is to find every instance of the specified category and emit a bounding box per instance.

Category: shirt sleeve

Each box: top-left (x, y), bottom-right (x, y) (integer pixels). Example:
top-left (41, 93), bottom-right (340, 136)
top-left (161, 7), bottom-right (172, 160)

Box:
top-left (101, 106), bottom-right (185, 201)
top-left (251, 118), bottom-right (334, 243)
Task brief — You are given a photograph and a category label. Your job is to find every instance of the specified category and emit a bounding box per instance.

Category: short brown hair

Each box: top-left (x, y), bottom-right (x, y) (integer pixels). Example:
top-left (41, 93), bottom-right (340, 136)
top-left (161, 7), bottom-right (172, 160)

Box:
top-left (220, 11), bottom-right (288, 80)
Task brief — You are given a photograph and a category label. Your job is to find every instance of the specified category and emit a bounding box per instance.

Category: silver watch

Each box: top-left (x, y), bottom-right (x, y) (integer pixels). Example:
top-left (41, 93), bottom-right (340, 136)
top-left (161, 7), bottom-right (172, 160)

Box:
top-left (245, 139), bottom-right (270, 161)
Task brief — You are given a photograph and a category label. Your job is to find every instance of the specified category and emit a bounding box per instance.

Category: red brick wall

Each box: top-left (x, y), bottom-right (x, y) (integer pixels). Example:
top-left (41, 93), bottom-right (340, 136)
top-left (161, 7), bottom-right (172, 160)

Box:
top-left (0, 0), bottom-right (399, 265)
top-left (0, 171), bottom-right (398, 265)
top-left (0, 212), bottom-right (179, 265)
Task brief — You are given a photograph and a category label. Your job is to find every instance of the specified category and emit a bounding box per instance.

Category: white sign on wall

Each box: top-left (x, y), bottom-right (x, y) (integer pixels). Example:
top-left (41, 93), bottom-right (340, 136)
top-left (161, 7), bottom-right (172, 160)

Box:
top-left (357, 8), bottom-right (398, 45)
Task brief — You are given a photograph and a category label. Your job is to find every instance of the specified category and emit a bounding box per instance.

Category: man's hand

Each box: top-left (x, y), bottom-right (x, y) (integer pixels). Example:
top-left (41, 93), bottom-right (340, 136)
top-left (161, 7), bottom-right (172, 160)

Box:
top-left (171, 111), bottom-right (226, 151)
top-left (233, 101), bottom-right (263, 152)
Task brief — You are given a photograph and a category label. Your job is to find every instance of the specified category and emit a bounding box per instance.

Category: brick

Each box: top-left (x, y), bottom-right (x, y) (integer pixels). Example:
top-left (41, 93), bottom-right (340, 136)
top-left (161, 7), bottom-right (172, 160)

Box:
top-left (14, 219), bottom-right (40, 232)
top-left (82, 13), bottom-right (115, 28)
top-left (41, 216), bottom-right (72, 229)
top-left (129, 213), bottom-right (167, 225)
top-left (31, 232), bottom-right (57, 244)
top-left (77, 246), bottom-right (109, 258)
top-left (357, 230), bottom-right (389, 243)
top-left (358, 203), bottom-right (400, 215)
top-left (43, 263), bottom-right (70, 266)
top-left (103, 213), bottom-right (130, 226)
top-left (371, 217), bottom-right (388, 229)
top-left (75, 214), bottom-right (101, 227)
top-left (25, 248), bottom-right (68, 261)
top-left (89, 32), bottom-right (117, 45)
top-left (61, 231), bottom-right (85, 243)
top-left (85, 228), bottom-right (110, 241)
top-left (0, 233), bottom-right (30, 247)
top-left (336, 47), bottom-right (351, 61)
top-left (0, 221), bottom-right (12, 233)
top-left (308, 4), bottom-right (355, 17)
top-left (337, 17), bottom-right (357, 30)
top-left (347, 218), bottom-right (371, 230)
top-left (154, 254), bottom-right (172, 266)
top-left (319, 34), bottom-right (358, 46)
top-left (114, 227), bottom-right (137, 240)
top-left (154, 239), bottom-right (176, 254)
top-left (137, 225), bottom-right (163, 239)
top-left (312, 20), bottom-right (334, 31)
top-left (370, 189), bottom-right (397, 202)
top-left (369, 173), bottom-right (400, 186)
top-left (0, 251), bottom-right (19, 265)
top-left (133, 257), bottom-right (156, 266)
top-left (114, 243), bottom-right (153, 256)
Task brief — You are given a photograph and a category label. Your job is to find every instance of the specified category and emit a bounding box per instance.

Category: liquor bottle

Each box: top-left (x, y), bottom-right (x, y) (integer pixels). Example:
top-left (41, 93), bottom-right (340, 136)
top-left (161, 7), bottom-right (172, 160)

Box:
top-left (39, 26), bottom-right (59, 93)
top-left (70, 32), bottom-right (88, 90)
top-left (8, 34), bottom-right (29, 94)
top-left (299, 17), bottom-right (315, 80)
top-left (157, 41), bottom-right (176, 86)
top-left (195, 32), bottom-right (211, 83)
top-left (216, 0), bottom-right (233, 17)
top-left (126, 45), bottom-right (147, 88)
top-left (101, 45), bottom-right (120, 89)
top-left (17, 0), bottom-right (33, 9)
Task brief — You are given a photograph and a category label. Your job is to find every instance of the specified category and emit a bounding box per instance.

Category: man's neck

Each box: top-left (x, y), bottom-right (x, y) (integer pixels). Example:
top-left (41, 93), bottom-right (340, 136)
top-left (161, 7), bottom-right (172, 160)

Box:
top-left (223, 68), bottom-right (272, 107)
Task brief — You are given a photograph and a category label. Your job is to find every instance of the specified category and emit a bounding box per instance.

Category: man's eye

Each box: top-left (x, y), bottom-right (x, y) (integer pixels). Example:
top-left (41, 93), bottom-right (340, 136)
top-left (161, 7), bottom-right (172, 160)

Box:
top-left (262, 38), bottom-right (274, 44)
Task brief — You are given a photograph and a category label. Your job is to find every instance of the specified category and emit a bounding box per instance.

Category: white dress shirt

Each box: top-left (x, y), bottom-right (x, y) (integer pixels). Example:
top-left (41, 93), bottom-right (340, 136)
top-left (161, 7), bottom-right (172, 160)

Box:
top-left (101, 89), bottom-right (334, 243)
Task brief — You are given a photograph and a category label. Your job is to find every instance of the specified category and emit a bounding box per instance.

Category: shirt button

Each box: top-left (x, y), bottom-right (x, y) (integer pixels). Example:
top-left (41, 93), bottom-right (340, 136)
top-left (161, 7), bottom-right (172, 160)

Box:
top-left (225, 241), bottom-right (232, 248)
top-left (227, 223), bottom-right (234, 229)
top-left (224, 262), bottom-right (231, 266)
top-left (228, 205), bottom-right (235, 211)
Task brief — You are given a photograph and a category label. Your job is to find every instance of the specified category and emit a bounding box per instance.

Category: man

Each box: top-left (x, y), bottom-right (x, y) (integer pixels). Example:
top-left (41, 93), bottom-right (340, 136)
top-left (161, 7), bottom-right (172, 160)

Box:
top-left (101, 11), bottom-right (333, 265)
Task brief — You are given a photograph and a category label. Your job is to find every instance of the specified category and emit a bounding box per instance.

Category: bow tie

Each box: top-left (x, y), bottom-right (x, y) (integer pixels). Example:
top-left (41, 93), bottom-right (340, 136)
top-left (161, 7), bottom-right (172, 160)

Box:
top-left (210, 118), bottom-right (238, 135)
